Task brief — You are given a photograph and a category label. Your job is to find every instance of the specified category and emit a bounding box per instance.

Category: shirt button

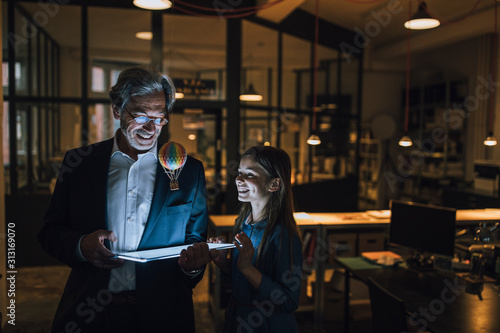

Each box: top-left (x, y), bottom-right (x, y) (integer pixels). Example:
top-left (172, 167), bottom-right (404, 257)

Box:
top-left (129, 190), bottom-right (134, 195)
top-left (127, 217), bottom-right (133, 223)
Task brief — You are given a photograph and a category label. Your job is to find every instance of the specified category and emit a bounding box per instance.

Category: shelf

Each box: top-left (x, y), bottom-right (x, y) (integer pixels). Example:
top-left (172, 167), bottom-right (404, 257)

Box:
top-left (399, 78), bottom-right (468, 204)
top-left (356, 124), bottom-right (382, 209)
top-left (359, 138), bottom-right (379, 144)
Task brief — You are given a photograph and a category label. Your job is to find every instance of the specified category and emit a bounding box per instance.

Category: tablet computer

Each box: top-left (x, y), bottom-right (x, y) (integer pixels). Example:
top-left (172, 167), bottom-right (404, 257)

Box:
top-left (115, 243), bottom-right (235, 263)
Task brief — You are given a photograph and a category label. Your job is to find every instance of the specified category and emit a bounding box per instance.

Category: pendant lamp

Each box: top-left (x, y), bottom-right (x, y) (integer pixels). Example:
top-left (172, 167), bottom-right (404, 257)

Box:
top-left (307, 0), bottom-right (321, 146)
top-left (307, 133), bottom-right (321, 145)
top-left (485, 1), bottom-right (498, 146)
top-left (484, 132), bottom-right (498, 146)
top-left (404, 1), bottom-right (440, 30)
top-left (400, 0), bottom-right (413, 147)
top-left (134, 0), bottom-right (172, 10)
top-left (239, 83), bottom-right (263, 101)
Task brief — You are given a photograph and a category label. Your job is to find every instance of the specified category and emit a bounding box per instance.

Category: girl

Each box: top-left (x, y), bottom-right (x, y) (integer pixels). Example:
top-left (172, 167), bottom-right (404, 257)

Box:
top-left (210, 146), bottom-right (303, 333)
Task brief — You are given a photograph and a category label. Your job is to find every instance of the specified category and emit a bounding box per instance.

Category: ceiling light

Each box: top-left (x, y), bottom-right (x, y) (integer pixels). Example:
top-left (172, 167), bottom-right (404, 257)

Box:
top-left (175, 92), bottom-right (184, 99)
top-left (307, 0), bottom-right (321, 147)
top-left (239, 83), bottom-right (263, 101)
top-left (307, 134), bottom-right (321, 146)
top-left (133, 0), bottom-right (172, 10)
top-left (135, 32), bottom-right (153, 40)
top-left (484, 3), bottom-right (498, 147)
top-left (484, 132), bottom-right (497, 146)
top-left (399, 135), bottom-right (413, 147)
top-left (400, 3), bottom-right (414, 149)
top-left (404, 2), bottom-right (440, 30)
top-left (188, 134), bottom-right (196, 141)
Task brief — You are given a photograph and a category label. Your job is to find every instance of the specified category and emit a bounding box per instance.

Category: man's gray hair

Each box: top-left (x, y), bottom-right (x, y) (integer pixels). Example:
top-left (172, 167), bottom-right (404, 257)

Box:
top-left (109, 65), bottom-right (176, 113)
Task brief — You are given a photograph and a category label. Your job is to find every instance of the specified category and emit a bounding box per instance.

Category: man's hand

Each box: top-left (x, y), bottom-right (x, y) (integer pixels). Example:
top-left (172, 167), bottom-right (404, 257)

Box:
top-left (80, 230), bottom-right (124, 270)
top-left (208, 236), bottom-right (229, 270)
top-left (178, 242), bottom-right (213, 272)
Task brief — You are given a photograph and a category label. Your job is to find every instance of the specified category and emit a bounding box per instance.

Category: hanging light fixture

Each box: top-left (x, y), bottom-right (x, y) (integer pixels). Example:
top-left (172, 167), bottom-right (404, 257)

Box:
top-left (134, 0), bottom-right (172, 10)
top-left (485, 0), bottom-right (498, 146)
top-left (404, 1), bottom-right (440, 30)
top-left (400, 0), bottom-right (413, 147)
top-left (307, 0), bottom-right (321, 146)
top-left (135, 32), bottom-right (153, 40)
top-left (399, 135), bottom-right (413, 147)
top-left (239, 83), bottom-right (263, 101)
top-left (484, 132), bottom-right (498, 146)
top-left (307, 133), bottom-right (321, 145)
top-left (239, 44), bottom-right (263, 102)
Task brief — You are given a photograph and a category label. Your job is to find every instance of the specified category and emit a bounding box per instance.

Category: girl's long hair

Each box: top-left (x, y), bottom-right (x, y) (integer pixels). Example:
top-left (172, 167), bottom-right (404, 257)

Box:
top-left (234, 146), bottom-right (301, 269)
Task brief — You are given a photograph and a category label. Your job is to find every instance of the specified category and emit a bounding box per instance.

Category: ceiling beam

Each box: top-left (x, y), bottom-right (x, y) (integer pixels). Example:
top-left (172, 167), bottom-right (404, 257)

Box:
top-left (255, 0), bottom-right (305, 23)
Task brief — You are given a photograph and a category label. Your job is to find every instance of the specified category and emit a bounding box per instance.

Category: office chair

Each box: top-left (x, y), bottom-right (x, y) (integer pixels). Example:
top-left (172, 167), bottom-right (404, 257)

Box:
top-left (367, 277), bottom-right (409, 333)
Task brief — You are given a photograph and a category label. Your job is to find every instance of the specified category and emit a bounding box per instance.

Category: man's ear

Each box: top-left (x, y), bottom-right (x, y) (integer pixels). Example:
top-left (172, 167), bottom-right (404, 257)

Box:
top-left (269, 178), bottom-right (281, 192)
top-left (112, 105), bottom-right (121, 120)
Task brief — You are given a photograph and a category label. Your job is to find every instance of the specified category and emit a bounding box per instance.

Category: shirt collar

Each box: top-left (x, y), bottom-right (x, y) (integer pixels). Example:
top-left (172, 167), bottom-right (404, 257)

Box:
top-left (111, 129), bottom-right (158, 159)
top-left (244, 213), bottom-right (267, 230)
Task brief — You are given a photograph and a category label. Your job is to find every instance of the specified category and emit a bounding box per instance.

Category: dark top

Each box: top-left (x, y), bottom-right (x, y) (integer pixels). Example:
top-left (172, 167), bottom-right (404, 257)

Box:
top-left (224, 218), bottom-right (303, 333)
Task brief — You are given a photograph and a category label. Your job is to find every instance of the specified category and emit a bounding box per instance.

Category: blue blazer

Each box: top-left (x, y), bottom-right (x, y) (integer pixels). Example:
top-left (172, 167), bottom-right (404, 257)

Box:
top-left (38, 138), bottom-right (208, 333)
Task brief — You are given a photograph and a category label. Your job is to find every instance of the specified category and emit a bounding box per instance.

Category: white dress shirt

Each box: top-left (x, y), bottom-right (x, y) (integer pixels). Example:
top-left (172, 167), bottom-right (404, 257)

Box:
top-left (107, 134), bottom-right (157, 293)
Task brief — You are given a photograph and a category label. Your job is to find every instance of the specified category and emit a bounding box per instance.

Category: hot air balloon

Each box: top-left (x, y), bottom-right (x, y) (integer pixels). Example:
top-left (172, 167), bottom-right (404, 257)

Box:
top-left (158, 141), bottom-right (187, 190)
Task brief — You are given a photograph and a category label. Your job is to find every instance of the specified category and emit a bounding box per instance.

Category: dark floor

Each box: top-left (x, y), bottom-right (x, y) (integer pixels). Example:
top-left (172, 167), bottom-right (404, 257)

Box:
top-left (1, 266), bottom-right (372, 333)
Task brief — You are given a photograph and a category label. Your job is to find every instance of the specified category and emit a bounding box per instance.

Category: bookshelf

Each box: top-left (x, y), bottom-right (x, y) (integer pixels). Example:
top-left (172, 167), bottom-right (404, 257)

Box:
top-left (399, 78), bottom-right (468, 205)
top-left (358, 125), bottom-right (382, 210)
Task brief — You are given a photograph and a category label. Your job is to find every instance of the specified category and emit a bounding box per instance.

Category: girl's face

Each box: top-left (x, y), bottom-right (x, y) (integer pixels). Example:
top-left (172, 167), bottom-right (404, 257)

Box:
top-left (235, 156), bottom-right (272, 205)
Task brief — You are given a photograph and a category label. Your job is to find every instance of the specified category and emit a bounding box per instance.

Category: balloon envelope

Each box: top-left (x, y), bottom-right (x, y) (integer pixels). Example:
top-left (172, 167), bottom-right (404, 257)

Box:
top-left (159, 142), bottom-right (187, 171)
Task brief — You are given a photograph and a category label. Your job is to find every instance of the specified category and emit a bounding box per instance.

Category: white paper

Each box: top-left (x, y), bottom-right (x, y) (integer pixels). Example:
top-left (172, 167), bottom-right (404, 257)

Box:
top-left (115, 243), bottom-right (236, 263)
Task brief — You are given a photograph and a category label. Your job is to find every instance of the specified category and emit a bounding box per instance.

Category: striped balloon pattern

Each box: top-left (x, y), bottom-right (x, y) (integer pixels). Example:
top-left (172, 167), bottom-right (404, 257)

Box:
top-left (159, 141), bottom-right (187, 190)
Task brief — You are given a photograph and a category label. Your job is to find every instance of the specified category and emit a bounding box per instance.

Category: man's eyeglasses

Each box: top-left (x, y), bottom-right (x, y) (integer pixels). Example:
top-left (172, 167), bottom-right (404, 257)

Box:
top-left (126, 110), bottom-right (169, 126)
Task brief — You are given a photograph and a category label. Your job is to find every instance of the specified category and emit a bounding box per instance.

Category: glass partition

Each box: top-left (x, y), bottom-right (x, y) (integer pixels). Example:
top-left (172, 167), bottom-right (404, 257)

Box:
top-left (89, 7), bottom-right (150, 98)
top-left (13, 8), bottom-right (29, 96)
top-left (3, 1), bottom-right (361, 197)
top-left (164, 14), bottom-right (227, 101)
top-left (3, 101), bottom-right (10, 194)
top-left (20, 3), bottom-right (80, 98)
top-left (282, 33), bottom-right (310, 110)
top-left (242, 20), bottom-right (278, 107)
top-left (88, 103), bottom-right (117, 144)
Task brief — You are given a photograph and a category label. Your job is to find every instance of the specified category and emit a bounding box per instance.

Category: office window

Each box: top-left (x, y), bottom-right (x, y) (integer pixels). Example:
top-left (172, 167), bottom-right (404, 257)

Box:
top-left (88, 103), bottom-right (117, 145)
top-left (111, 69), bottom-right (121, 87)
top-left (3, 102), bottom-right (9, 167)
top-left (21, 2), bottom-right (81, 98)
top-left (163, 14), bottom-right (226, 101)
top-left (242, 20), bottom-right (278, 107)
top-left (2, 62), bottom-right (8, 93)
top-left (91, 66), bottom-right (105, 93)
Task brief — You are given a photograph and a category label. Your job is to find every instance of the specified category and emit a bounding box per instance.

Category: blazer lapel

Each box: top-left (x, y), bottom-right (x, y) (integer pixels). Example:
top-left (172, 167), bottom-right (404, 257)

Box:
top-left (138, 162), bottom-right (170, 249)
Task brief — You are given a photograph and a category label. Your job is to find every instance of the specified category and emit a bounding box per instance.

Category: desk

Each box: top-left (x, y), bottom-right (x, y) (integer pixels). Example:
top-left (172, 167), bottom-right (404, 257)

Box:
top-left (336, 257), bottom-right (500, 333)
top-left (208, 210), bottom-right (500, 330)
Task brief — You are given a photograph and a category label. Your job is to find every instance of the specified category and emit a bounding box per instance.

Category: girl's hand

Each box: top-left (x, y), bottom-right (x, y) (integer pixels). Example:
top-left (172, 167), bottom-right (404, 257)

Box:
top-left (208, 236), bottom-right (228, 269)
top-left (234, 232), bottom-right (255, 274)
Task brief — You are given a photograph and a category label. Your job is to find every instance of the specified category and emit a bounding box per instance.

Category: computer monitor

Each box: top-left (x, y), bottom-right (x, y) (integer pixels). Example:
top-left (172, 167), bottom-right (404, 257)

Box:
top-left (389, 200), bottom-right (457, 258)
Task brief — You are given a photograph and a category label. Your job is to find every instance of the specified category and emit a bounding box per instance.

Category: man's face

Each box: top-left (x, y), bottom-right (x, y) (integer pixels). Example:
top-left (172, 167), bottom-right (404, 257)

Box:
top-left (113, 91), bottom-right (167, 156)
